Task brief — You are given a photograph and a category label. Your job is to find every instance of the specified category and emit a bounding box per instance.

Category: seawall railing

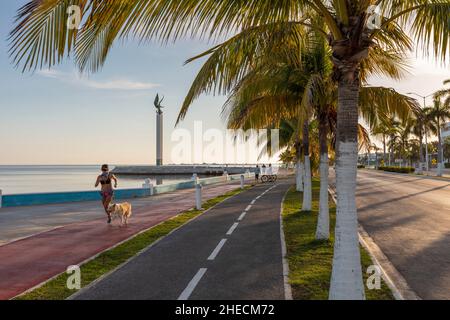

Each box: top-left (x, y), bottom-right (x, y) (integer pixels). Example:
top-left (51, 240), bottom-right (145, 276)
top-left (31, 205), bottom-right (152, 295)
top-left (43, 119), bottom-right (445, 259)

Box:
top-left (0, 172), bottom-right (255, 208)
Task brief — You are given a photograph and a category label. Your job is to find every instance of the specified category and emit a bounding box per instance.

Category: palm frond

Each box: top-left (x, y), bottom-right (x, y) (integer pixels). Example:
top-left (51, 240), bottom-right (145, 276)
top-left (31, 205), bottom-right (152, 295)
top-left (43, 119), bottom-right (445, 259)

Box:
top-left (359, 86), bottom-right (421, 129)
top-left (177, 22), bottom-right (307, 123)
top-left (9, 0), bottom-right (88, 72)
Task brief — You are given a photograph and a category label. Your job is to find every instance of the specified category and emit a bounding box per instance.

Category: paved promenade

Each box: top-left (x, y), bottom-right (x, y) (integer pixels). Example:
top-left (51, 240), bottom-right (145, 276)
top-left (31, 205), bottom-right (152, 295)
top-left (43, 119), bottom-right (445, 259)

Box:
top-left (74, 180), bottom-right (291, 300)
top-left (0, 181), bottom-right (243, 300)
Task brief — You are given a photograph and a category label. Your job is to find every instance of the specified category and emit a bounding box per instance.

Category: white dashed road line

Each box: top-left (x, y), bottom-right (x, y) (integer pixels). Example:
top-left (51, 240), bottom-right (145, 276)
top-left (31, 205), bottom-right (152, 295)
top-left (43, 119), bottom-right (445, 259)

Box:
top-left (208, 239), bottom-right (227, 261)
top-left (178, 268), bottom-right (207, 300)
top-left (226, 222), bottom-right (239, 235)
top-left (178, 183), bottom-right (282, 301)
top-left (238, 211), bottom-right (247, 221)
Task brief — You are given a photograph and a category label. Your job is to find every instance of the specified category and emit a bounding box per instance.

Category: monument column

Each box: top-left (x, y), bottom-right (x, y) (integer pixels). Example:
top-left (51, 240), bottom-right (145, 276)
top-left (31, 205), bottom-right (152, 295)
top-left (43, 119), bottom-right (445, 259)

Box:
top-left (154, 93), bottom-right (165, 166)
top-left (156, 111), bottom-right (163, 166)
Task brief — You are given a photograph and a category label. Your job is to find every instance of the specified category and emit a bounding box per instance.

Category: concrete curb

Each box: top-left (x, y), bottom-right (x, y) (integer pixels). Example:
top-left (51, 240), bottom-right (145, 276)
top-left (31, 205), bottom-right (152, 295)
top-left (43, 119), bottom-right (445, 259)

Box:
top-left (327, 187), bottom-right (421, 300)
top-left (357, 225), bottom-right (421, 300)
top-left (279, 187), bottom-right (293, 300)
top-left (362, 168), bottom-right (450, 183)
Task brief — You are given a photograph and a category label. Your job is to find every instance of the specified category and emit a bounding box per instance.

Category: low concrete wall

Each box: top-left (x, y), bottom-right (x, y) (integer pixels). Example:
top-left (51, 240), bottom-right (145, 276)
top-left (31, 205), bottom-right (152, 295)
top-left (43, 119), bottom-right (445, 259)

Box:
top-left (112, 165), bottom-right (257, 175)
top-left (1, 188), bottom-right (151, 208)
top-left (0, 173), bottom-right (254, 208)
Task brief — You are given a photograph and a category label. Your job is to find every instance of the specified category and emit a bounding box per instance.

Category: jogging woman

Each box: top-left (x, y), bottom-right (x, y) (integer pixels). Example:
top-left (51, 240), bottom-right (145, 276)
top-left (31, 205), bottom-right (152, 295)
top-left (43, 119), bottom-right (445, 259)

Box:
top-left (95, 164), bottom-right (118, 223)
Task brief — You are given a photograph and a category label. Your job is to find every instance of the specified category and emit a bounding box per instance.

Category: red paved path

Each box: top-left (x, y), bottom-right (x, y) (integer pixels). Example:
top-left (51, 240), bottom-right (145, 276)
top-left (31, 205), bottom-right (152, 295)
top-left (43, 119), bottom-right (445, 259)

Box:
top-left (0, 183), bottom-right (241, 299)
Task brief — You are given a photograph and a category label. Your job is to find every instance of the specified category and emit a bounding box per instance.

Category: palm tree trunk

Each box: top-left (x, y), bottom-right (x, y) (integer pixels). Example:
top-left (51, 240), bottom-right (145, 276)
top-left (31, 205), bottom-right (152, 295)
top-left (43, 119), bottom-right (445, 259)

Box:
top-left (375, 152), bottom-right (378, 169)
top-left (389, 137), bottom-right (394, 166)
top-left (383, 135), bottom-right (386, 165)
top-left (296, 162), bottom-right (304, 191)
top-left (295, 141), bottom-right (304, 191)
top-left (437, 118), bottom-right (443, 177)
top-left (425, 131), bottom-right (429, 172)
top-left (302, 120), bottom-right (312, 211)
top-left (329, 78), bottom-right (365, 300)
top-left (316, 114), bottom-right (329, 240)
top-left (418, 129), bottom-right (424, 174)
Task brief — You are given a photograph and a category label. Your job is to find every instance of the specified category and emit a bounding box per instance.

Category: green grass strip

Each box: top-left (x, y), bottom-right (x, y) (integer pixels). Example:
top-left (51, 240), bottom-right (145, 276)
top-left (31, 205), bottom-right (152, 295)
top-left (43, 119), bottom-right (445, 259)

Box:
top-left (282, 179), bottom-right (394, 300)
top-left (16, 186), bottom-right (250, 300)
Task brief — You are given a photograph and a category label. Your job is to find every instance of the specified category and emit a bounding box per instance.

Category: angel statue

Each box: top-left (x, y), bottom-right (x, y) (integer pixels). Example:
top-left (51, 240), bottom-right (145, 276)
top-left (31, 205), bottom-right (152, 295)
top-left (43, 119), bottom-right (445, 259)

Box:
top-left (154, 93), bottom-right (164, 115)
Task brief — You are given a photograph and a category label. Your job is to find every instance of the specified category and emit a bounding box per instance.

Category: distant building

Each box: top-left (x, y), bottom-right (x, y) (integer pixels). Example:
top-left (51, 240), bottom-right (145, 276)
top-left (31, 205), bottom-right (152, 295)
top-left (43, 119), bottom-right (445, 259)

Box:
top-left (441, 122), bottom-right (450, 139)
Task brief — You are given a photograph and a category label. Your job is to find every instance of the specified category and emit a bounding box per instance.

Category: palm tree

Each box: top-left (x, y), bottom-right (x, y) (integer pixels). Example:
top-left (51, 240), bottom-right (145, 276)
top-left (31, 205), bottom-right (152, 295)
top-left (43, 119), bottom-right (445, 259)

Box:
top-left (372, 123), bottom-right (390, 165)
top-left (385, 118), bottom-right (402, 166)
top-left (390, 120), bottom-right (414, 166)
top-left (370, 144), bottom-right (382, 169)
top-left (218, 31), bottom-right (414, 245)
top-left (410, 110), bottom-right (427, 172)
top-left (10, 0), bottom-right (450, 300)
top-left (432, 80), bottom-right (450, 174)
top-left (426, 96), bottom-right (450, 176)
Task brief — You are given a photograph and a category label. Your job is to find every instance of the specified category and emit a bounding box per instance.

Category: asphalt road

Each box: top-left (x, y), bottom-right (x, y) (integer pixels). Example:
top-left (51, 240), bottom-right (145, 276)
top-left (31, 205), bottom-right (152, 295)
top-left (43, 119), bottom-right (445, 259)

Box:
top-left (74, 180), bottom-right (291, 300)
top-left (332, 169), bottom-right (450, 300)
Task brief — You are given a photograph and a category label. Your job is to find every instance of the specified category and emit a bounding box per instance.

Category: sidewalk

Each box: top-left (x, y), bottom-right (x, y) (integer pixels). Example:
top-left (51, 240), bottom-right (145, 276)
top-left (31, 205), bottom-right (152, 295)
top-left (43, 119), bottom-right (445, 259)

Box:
top-left (422, 168), bottom-right (450, 179)
top-left (0, 181), bottom-right (243, 300)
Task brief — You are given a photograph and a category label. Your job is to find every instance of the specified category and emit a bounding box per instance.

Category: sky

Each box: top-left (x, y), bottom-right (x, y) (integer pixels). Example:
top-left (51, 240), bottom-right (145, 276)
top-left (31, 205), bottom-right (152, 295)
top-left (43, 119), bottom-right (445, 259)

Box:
top-left (0, 1), bottom-right (449, 165)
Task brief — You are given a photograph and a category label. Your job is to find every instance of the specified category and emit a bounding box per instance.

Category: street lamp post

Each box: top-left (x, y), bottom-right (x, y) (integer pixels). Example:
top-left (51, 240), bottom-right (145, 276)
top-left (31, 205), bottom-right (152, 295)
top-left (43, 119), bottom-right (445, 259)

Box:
top-left (407, 92), bottom-right (434, 174)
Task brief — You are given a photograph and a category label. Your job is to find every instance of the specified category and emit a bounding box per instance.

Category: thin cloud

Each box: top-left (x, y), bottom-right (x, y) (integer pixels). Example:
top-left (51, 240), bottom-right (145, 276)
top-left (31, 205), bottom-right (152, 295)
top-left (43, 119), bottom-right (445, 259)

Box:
top-left (37, 69), bottom-right (160, 90)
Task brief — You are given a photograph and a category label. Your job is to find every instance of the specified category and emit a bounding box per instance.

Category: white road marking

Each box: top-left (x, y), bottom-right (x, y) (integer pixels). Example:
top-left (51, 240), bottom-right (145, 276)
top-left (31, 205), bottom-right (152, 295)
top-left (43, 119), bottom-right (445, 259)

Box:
top-left (207, 239), bottom-right (227, 261)
top-left (245, 205), bottom-right (252, 211)
top-left (226, 222), bottom-right (239, 235)
top-left (251, 199), bottom-right (256, 205)
top-left (178, 268), bottom-right (207, 300)
top-left (256, 196), bottom-right (261, 200)
top-left (238, 211), bottom-right (247, 221)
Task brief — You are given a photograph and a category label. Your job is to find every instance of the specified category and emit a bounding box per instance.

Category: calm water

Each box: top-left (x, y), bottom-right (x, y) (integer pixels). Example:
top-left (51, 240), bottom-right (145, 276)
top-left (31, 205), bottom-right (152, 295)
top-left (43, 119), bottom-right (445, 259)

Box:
top-left (0, 165), bottom-right (196, 195)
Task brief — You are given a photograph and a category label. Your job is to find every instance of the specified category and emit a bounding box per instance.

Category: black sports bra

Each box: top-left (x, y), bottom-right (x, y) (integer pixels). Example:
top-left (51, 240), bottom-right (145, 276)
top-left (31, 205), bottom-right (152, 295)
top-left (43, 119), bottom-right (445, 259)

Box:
top-left (100, 173), bottom-right (111, 185)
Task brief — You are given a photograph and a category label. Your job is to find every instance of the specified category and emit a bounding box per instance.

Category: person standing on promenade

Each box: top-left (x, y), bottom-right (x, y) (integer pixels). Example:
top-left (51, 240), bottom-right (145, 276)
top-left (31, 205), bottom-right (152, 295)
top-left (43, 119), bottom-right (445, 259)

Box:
top-left (262, 164), bottom-right (267, 175)
top-left (267, 164), bottom-right (273, 175)
top-left (255, 165), bottom-right (261, 183)
top-left (95, 164), bottom-right (118, 224)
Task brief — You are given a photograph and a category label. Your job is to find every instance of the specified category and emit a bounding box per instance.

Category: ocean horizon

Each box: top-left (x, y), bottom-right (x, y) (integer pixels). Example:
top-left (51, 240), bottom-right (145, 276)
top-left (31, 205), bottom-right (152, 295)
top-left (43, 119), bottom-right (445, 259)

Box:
top-left (0, 165), bottom-right (197, 195)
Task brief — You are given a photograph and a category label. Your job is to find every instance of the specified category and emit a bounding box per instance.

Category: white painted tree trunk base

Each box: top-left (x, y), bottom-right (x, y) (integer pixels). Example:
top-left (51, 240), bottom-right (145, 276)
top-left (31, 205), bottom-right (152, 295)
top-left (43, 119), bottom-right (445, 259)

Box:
top-left (302, 156), bottom-right (312, 211)
top-left (316, 153), bottom-right (329, 240)
top-left (296, 161), bottom-right (304, 192)
top-left (329, 141), bottom-right (365, 300)
top-left (416, 163), bottom-right (424, 175)
top-left (437, 163), bottom-right (443, 177)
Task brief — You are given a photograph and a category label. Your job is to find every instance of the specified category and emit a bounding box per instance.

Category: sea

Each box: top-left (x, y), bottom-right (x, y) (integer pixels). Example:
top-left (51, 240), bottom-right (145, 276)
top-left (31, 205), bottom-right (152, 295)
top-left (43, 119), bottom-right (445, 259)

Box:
top-left (0, 165), bottom-right (196, 195)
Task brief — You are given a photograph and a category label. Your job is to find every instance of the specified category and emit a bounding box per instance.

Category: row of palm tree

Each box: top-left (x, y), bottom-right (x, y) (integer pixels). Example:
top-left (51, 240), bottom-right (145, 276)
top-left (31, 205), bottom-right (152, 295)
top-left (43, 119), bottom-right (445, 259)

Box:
top-left (370, 83), bottom-right (450, 173)
top-left (9, 0), bottom-right (450, 300)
